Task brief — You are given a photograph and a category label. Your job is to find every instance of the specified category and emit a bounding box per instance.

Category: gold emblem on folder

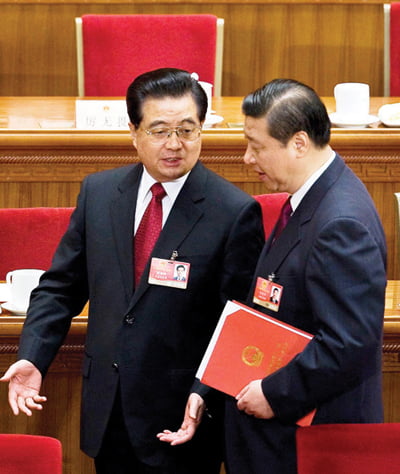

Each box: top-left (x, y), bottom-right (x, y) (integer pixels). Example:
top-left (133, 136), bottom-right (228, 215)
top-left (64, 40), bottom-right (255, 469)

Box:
top-left (241, 345), bottom-right (264, 367)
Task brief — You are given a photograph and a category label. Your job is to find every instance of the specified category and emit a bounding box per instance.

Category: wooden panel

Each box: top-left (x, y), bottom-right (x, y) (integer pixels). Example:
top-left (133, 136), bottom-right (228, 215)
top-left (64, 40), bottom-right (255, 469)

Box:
top-left (0, 1), bottom-right (384, 96)
top-left (0, 335), bottom-right (95, 473)
top-left (1, 279), bottom-right (400, 473)
top-left (1, 96), bottom-right (400, 280)
top-left (2, 91), bottom-right (399, 473)
top-left (0, 0), bottom-right (389, 4)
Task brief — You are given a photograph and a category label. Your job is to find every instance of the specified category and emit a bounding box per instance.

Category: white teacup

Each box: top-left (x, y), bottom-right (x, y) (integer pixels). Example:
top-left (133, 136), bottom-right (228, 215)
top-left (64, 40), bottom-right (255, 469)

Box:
top-left (334, 82), bottom-right (370, 122)
top-left (199, 80), bottom-right (213, 117)
top-left (6, 269), bottom-right (44, 313)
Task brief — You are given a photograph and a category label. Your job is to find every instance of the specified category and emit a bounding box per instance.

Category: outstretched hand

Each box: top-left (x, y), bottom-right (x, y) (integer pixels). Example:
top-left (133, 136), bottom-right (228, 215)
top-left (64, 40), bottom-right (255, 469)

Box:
top-left (0, 359), bottom-right (46, 416)
top-left (157, 393), bottom-right (205, 446)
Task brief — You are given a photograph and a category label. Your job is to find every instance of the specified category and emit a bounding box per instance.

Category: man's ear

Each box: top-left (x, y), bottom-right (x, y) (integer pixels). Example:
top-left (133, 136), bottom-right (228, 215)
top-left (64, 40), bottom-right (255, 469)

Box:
top-left (129, 122), bottom-right (137, 148)
top-left (291, 131), bottom-right (309, 156)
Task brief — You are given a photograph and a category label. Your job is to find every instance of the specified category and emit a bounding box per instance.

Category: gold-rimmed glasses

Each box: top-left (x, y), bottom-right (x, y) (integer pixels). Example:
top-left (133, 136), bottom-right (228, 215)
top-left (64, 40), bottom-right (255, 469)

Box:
top-left (142, 125), bottom-right (202, 143)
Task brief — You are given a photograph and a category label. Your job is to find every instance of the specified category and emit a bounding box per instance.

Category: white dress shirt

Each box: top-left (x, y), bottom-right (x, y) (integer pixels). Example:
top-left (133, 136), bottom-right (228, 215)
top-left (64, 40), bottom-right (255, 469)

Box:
top-left (134, 167), bottom-right (190, 234)
top-left (290, 151), bottom-right (336, 213)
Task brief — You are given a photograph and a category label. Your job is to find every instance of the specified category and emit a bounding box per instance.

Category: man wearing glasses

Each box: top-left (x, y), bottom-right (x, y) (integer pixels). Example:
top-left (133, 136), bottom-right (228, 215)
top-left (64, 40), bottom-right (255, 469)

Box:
top-left (1, 68), bottom-right (264, 473)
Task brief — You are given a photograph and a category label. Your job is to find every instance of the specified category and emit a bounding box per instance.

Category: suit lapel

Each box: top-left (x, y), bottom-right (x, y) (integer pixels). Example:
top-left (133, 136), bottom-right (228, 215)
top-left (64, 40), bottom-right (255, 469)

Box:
top-left (261, 155), bottom-right (346, 274)
top-left (110, 165), bottom-right (142, 302)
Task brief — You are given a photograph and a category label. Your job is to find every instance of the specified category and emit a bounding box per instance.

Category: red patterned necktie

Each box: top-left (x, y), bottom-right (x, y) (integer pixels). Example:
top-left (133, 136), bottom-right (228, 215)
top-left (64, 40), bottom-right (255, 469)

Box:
top-left (273, 197), bottom-right (292, 242)
top-left (134, 182), bottom-right (166, 285)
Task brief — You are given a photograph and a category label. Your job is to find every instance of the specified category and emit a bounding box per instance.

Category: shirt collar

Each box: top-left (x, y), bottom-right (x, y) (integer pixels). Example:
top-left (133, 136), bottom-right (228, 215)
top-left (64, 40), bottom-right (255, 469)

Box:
top-left (290, 151), bottom-right (336, 212)
top-left (139, 166), bottom-right (191, 204)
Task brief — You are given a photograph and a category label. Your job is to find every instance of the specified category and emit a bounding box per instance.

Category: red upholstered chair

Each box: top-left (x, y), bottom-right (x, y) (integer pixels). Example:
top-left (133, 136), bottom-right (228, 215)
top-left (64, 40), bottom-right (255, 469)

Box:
top-left (253, 193), bottom-right (289, 239)
top-left (0, 207), bottom-right (73, 280)
top-left (296, 423), bottom-right (400, 474)
top-left (75, 14), bottom-right (224, 97)
top-left (0, 434), bottom-right (62, 473)
top-left (384, 3), bottom-right (400, 95)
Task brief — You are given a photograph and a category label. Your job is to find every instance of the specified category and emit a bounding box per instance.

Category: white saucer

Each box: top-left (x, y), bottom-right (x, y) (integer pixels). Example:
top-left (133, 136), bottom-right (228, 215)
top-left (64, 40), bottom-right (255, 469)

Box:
top-left (378, 103), bottom-right (400, 127)
top-left (204, 114), bottom-right (224, 128)
top-left (329, 113), bottom-right (379, 129)
top-left (0, 283), bottom-right (10, 302)
top-left (1, 302), bottom-right (27, 316)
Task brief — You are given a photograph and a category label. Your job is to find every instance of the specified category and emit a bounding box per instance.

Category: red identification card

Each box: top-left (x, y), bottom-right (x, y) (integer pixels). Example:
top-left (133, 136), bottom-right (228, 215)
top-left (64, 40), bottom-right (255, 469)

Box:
top-left (253, 277), bottom-right (283, 312)
top-left (148, 258), bottom-right (190, 289)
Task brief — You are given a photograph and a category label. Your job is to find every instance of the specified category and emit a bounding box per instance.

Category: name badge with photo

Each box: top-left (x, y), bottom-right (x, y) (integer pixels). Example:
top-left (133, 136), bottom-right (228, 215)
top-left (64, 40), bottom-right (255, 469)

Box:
top-left (253, 277), bottom-right (283, 312)
top-left (148, 258), bottom-right (190, 289)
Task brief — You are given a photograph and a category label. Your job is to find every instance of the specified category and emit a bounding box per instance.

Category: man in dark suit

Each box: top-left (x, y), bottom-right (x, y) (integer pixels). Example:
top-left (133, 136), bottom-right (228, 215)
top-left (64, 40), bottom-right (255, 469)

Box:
top-left (225, 78), bottom-right (387, 473)
top-left (0, 69), bottom-right (264, 474)
top-left (158, 79), bottom-right (387, 474)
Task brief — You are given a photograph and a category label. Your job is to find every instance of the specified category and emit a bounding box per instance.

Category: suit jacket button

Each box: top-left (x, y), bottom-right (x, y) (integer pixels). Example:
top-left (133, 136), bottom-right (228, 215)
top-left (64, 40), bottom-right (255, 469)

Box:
top-left (112, 363), bottom-right (119, 371)
top-left (124, 314), bottom-right (135, 325)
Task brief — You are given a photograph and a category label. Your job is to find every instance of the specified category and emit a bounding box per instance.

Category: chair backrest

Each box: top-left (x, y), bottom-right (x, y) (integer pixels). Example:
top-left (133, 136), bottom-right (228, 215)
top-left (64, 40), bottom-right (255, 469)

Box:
top-left (0, 434), bottom-right (62, 474)
top-left (296, 423), bottom-right (400, 474)
top-left (0, 207), bottom-right (73, 280)
top-left (75, 14), bottom-right (224, 97)
top-left (384, 3), bottom-right (400, 96)
top-left (253, 193), bottom-right (289, 239)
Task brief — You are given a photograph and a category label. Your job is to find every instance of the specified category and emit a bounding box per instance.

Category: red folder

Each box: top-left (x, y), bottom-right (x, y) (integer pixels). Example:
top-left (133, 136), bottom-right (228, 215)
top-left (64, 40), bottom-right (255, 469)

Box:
top-left (196, 300), bottom-right (315, 426)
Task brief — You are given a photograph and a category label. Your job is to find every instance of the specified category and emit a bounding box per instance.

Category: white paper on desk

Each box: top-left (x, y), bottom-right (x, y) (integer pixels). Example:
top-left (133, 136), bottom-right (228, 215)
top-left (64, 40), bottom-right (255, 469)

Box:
top-left (0, 283), bottom-right (10, 302)
top-left (75, 100), bottom-right (129, 130)
top-left (7, 115), bottom-right (39, 129)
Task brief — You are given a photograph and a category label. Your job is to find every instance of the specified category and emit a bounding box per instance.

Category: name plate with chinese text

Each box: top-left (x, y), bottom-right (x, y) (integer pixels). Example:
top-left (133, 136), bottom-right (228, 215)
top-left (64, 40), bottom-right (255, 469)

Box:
top-left (75, 100), bottom-right (129, 130)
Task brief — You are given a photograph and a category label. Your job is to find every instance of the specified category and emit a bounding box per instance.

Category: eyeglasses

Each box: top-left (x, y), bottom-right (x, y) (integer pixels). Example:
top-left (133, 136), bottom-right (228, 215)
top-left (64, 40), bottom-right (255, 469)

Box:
top-left (143, 125), bottom-right (202, 143)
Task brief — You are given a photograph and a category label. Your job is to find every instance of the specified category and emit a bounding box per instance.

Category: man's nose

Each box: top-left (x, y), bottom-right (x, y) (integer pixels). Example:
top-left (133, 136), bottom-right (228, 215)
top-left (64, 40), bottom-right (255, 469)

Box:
top-left (165, 131), bottom-right (182, 148)
top-left (243, 146), bottom-right (256, 164)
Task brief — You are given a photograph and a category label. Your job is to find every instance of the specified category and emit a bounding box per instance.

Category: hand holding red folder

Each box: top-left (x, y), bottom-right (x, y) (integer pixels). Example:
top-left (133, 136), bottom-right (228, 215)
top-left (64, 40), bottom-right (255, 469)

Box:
top-left (196, 300), bottom-right (316, 426)
top-left (236, 379), bottom-right (275, 419)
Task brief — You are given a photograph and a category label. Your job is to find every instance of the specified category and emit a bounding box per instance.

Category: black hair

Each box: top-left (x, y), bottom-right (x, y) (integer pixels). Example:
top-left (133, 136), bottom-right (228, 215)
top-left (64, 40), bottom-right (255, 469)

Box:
top-left (242, 78), bottom-right (331, 147)
top-left (126, 68), bottom-right (208, 128)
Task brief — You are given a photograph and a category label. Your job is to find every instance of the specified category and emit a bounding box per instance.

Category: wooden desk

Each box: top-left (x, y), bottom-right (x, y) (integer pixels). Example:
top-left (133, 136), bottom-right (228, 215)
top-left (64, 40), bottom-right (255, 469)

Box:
top-left (0, 311), bottom-right (92, 473)
top-left (0, 281), bottom-right (399, 473)
top-left (1, 96), bottom-right (400, 279)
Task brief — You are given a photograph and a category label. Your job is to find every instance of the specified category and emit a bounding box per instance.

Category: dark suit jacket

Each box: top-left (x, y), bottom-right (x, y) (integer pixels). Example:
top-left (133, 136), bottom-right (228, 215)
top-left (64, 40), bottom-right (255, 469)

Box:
top-left (225, 155), bottom-right (387, 474)
top-left (18, 161), bottom-right (265, 464)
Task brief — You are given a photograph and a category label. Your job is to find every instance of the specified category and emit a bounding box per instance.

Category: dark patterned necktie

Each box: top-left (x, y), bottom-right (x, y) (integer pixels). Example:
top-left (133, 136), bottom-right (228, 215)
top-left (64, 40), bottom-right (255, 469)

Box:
top-left (134, 183), bottom-right (166, 285)
top-left (273, 197), bottom-right (292, 242)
